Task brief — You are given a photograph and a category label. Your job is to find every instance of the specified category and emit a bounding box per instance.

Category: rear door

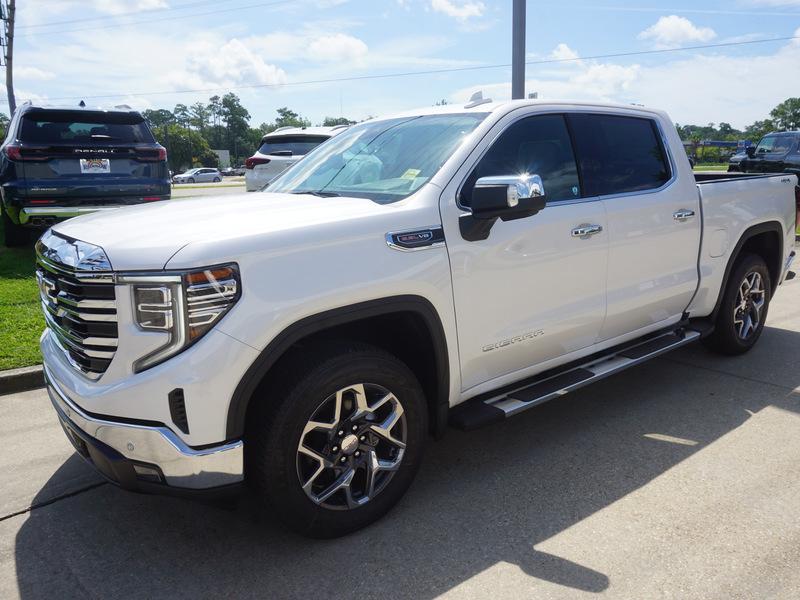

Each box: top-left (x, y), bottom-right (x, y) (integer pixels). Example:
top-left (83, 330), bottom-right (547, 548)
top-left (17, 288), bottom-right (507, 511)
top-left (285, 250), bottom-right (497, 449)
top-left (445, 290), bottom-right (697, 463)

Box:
top-left (16, 109), bottom-right (168, 202)
top-left (568, 112), bottom-right (701, 341)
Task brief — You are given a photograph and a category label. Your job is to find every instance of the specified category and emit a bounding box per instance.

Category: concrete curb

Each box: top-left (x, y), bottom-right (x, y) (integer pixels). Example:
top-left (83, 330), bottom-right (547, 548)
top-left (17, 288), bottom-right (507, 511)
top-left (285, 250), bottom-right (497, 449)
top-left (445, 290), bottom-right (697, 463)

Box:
top-left (0, 365), bottom-right (44, 396)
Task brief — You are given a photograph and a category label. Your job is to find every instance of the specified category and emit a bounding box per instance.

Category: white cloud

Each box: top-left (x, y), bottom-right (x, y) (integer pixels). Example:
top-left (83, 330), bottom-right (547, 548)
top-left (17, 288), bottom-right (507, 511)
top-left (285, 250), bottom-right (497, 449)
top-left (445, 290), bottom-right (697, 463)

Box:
top-left (306, 33), bottom-right (369, 63)
top-left (177, 38), bottom-right (287, 89)
top-left (243, 29), bottom-right (369, 65)
top-left (638, 15), bottom-right (716, 49)
top-left (550, 43), bottom-right (580, 61)
top-left (430, 0), bottom-right (485, 21)
top-left (15, 66), bottom-right (56, 81)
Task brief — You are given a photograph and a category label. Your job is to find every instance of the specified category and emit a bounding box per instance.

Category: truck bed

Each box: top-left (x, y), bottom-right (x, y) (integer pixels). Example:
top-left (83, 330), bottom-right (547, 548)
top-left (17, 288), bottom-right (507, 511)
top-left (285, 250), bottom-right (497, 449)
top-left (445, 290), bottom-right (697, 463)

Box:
top-left (686, 171), bottom-right (798, 318)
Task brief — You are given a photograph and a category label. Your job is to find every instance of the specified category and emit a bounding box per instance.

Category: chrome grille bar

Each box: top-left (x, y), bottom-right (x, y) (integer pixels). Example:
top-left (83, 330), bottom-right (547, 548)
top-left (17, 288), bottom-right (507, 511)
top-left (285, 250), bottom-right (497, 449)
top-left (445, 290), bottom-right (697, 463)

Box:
top-left (36, 232), bottom-right (117, 379)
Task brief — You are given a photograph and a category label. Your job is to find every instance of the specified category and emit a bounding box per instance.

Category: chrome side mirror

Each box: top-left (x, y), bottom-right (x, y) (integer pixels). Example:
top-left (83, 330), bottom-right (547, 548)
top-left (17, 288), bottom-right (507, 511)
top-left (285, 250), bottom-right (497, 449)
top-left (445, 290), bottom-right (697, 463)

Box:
top-left (461, 173), bottom-right (548, 242)
top-left (474, 174), bottom-right (545, 209)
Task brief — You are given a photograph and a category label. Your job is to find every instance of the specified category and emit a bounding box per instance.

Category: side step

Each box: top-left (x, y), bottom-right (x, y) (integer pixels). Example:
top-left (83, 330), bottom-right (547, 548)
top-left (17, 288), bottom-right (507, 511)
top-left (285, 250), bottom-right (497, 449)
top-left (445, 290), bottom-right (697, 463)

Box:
top-left (450, 328), bottom-right (700, 431)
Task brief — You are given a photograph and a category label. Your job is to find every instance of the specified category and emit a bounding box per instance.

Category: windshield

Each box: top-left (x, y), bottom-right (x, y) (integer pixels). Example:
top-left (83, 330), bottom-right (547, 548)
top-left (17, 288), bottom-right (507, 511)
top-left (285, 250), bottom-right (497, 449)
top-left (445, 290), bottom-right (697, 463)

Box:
top-left (755, 134), bottom-right (796, 155)
top-left (258, 135), bottom-right (329, 156)
top-left (265, 113), bottom-right (487, 203)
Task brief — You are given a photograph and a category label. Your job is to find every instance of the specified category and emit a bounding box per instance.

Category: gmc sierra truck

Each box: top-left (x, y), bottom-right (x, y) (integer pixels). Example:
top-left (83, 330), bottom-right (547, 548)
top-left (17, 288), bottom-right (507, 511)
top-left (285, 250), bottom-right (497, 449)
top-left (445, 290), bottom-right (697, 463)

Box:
top-left (37, 99), bottom-right (797, 537)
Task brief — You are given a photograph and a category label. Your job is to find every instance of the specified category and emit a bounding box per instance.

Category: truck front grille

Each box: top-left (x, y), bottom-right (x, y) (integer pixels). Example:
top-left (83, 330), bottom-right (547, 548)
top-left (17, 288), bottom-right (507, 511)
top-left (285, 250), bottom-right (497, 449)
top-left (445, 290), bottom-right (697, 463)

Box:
top-left (36, 232), bottom-right (117, 379)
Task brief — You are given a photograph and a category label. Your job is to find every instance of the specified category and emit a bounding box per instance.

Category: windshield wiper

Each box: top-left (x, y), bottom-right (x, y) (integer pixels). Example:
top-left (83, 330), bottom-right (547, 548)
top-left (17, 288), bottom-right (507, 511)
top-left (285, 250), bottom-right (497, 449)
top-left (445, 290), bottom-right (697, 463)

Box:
top-left (290, 190), bottom-right (340, 197)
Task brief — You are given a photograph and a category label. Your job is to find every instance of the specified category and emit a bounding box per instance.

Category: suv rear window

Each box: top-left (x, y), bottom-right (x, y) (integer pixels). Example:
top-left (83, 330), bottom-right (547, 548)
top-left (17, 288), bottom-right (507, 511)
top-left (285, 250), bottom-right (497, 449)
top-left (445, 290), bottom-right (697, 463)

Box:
top-left (19, 110), bottom-right (155, 144)
top-left (258, 135), bottom-right (329, 156)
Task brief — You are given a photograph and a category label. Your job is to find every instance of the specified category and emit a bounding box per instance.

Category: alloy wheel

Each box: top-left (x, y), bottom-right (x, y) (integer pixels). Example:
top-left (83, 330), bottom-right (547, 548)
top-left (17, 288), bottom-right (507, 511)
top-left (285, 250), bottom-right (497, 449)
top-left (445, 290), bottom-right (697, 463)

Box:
top-left (733, 271), bottom-right (766, 340)
top-left (296, 383), bottom-right (406, 510)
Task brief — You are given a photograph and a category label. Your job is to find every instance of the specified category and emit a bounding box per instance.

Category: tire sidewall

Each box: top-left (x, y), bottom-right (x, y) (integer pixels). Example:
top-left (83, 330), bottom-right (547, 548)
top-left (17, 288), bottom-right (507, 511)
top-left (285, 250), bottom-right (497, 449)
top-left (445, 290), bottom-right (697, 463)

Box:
top-left (256, 349), bottom-right (427, 537)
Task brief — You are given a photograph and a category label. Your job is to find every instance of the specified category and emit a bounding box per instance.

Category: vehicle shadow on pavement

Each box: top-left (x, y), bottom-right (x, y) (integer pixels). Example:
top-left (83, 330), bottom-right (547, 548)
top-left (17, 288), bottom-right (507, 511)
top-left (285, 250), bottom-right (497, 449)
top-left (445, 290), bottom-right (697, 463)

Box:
top-left (13, 327), bottom-right (800, 599)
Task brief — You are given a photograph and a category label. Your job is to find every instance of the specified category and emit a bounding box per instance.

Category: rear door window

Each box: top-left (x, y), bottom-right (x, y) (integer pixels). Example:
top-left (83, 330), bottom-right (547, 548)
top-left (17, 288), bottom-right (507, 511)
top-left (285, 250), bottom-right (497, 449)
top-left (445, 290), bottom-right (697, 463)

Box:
top-left (19, 110), bottom-right (155, 144)
top-left (258, 135), bottom-right (329, 156)
top-left (568, 114), bottom-right (671, 197)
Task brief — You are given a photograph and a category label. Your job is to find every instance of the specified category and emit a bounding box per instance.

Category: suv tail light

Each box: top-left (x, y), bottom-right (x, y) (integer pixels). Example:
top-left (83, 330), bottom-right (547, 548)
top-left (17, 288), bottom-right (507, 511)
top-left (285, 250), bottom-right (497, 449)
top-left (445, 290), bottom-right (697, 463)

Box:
top-left (136, 145), bottom-right (167, 162)
top-left (4, 144), bottom-right (50, 161)
top-left (245, 156), bottom-right (270, 169)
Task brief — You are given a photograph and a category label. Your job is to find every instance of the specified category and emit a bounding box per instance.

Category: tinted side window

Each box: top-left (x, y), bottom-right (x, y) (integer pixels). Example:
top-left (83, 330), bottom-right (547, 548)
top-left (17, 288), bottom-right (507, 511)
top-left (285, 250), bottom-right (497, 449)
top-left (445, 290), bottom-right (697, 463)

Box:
top-left (568, 114), bottom-right (670, 196)
top-left (461, 114), bottom-right (581, 206)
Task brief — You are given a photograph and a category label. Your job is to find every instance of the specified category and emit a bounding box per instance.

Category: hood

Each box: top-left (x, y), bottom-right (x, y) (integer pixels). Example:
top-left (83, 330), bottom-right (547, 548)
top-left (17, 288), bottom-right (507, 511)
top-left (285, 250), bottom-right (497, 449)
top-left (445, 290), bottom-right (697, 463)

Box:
top-left (51, 192), bottom-right (392, 270)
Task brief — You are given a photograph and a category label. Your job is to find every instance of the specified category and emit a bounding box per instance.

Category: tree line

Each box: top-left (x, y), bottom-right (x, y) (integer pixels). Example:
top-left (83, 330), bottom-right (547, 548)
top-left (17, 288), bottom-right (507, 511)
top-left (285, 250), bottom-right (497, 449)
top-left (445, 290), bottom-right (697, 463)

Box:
top-left (676, 97), bottom-right (799, 143)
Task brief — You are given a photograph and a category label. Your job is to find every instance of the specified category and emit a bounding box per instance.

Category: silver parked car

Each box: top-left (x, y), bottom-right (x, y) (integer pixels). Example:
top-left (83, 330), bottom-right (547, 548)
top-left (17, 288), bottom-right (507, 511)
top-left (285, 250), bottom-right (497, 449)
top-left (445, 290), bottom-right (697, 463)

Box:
top-left (173, 167), bottom-right (222, 184)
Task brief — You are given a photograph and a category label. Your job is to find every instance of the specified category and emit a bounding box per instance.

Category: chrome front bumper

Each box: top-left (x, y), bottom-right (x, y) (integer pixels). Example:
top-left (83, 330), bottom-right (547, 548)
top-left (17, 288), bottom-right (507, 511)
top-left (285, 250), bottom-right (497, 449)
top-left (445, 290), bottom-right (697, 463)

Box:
top-left (45, 366), bottom-right (243, 490)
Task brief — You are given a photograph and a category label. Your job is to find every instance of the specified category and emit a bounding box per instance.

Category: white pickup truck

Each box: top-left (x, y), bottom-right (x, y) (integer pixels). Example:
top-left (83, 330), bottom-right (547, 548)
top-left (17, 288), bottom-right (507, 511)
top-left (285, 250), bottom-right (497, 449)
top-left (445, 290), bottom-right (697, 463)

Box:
top-left (37, 99), bottom-right (797, 537)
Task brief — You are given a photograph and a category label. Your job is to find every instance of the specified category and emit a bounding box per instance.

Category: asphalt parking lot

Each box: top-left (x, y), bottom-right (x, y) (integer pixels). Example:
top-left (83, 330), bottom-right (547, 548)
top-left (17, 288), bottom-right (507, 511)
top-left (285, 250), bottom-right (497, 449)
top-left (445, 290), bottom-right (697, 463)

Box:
top-left (1, 275), bottom-right (798, 599)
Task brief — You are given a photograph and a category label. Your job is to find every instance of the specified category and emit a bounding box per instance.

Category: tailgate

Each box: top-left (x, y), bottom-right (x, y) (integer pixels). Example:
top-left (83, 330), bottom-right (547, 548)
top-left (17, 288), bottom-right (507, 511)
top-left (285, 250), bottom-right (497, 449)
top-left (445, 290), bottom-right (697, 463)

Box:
top-left (19, 146), bottom-right (170, 201)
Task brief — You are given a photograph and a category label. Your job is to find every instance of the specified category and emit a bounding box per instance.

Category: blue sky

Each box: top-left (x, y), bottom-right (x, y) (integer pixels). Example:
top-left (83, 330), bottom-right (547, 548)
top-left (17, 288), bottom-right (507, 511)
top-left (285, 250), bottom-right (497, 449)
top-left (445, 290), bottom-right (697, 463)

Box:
top-left (7, 0), bottom-right (800, 128)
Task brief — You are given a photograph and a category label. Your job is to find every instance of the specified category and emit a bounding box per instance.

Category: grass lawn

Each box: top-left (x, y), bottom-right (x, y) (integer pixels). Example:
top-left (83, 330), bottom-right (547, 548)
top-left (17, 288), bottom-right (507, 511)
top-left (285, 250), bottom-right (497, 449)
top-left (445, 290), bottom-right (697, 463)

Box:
top-left (693, 164), bottom-right (729, 171)
top-left (0, 227), bottom-right (42, 370)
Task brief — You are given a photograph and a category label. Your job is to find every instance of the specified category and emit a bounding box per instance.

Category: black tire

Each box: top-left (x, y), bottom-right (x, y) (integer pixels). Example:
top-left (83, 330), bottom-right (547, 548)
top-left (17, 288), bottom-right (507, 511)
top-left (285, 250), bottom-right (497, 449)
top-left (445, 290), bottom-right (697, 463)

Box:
top-left (247, 341), bottom-right (427, 538)
top-left (213, 177), bottom-right (221, 182)
top-left (2, 209), bottom-right (28, 247)
top-left (187, 178), bottom-right (195, 184)
top-left (703, 253), bottom-right (771, 355)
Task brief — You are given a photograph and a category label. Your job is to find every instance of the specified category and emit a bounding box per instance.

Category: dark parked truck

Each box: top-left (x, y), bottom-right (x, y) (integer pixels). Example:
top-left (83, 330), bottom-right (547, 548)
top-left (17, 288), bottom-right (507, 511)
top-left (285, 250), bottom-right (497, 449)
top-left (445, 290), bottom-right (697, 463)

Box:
top-left (1, 103), bottom-right (170, 246)
top-left (740, 131), bottom-right (800, 174)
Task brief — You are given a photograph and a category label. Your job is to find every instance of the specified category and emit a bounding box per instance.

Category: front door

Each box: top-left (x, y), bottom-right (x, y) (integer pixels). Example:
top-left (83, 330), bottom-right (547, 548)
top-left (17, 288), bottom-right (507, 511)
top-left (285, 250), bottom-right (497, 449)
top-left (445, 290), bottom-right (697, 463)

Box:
top-left (441, 112), bottom-right (609, 392)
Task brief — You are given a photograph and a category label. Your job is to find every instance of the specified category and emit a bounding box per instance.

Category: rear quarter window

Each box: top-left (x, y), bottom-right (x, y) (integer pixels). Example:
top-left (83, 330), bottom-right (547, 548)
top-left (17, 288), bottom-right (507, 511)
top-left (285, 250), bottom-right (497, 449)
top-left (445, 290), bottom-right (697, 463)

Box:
top-left (19, 110), bottom-right (155, 144)
top-left (568, 113), bottom-right (671, 197)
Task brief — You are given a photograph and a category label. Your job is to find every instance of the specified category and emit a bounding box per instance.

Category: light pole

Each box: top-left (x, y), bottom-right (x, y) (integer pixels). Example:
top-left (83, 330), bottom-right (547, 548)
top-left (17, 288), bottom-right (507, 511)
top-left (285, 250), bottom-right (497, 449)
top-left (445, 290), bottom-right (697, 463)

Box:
top-left (511, 0), bottom-right (526, 100)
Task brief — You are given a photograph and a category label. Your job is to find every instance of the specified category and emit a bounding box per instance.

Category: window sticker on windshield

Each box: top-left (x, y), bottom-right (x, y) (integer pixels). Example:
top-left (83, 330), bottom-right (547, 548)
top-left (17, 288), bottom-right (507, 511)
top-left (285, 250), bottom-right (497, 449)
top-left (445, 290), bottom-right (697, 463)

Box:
top-left (401, 168), bottom-right (421, 180)
top-left (79, 158), bottom-right (111, 174)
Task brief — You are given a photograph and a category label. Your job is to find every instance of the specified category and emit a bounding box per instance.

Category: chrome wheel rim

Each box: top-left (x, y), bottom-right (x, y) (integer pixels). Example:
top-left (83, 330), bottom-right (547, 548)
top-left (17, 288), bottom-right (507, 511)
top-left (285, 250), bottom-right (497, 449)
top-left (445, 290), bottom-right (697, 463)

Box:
top-left (733, 271), bottom-right (766, 340)
top-left (296, 383), bottom-right (406, 510)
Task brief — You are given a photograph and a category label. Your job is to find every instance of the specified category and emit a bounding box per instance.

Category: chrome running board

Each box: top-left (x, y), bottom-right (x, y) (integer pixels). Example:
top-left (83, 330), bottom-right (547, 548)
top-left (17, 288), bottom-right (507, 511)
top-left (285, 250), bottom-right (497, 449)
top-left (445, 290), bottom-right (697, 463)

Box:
top-left (450, 328), bottom-right (701, 431)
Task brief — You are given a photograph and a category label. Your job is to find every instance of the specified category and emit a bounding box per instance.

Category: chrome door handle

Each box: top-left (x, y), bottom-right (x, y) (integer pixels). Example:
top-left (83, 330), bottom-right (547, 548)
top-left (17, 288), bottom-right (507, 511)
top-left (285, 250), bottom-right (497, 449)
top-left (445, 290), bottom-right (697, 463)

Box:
top-left (673, 209), bottom-right (695, 222)
top-left (571, 224), bottom-right (603, 238)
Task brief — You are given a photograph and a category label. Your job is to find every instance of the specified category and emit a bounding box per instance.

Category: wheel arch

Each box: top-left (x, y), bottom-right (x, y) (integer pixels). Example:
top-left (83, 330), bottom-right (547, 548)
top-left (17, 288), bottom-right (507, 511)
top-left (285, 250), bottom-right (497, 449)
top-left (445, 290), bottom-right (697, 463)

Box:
top-left (226, 295), bottom-right (451, 440)
top-left (711, 220), bottom-right (783, 320)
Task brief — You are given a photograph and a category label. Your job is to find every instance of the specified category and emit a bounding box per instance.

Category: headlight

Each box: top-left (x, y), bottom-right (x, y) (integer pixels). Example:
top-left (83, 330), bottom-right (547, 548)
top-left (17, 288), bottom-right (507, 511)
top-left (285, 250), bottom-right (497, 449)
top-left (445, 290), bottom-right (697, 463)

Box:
top-left (125, 264), bottom-right (240, 372)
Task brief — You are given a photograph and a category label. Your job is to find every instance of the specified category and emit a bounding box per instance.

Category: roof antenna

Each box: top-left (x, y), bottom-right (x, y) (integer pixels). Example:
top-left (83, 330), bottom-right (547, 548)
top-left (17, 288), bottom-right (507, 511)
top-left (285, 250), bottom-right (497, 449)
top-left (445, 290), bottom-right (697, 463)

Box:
top-left (464, 90), bottom-right (492, 109)
top-left (79, 100), bottom-right (86, 107)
